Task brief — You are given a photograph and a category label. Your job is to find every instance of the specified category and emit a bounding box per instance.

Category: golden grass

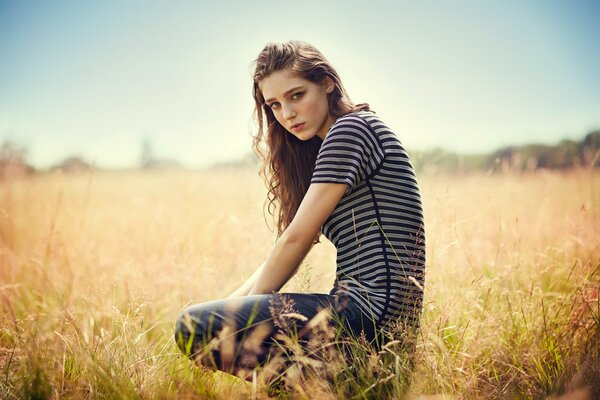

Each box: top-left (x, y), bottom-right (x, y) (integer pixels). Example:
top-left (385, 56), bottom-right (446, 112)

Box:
top-left (0, 167), bottom-right (599, 399)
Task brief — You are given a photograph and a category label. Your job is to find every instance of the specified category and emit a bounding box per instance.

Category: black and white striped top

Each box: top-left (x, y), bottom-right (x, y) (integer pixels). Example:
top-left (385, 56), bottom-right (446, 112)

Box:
top-left (310, 110), bottom-right (426, 329)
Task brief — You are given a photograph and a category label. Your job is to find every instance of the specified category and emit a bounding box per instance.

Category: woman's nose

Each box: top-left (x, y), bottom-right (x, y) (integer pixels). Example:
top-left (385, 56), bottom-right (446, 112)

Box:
top-left (282, 103), bottom-right (296, 120)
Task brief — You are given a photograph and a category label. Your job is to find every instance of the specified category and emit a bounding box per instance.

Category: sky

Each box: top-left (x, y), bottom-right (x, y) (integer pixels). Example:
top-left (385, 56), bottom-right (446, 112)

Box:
top-left (1, 0), bottom-right (599, 169)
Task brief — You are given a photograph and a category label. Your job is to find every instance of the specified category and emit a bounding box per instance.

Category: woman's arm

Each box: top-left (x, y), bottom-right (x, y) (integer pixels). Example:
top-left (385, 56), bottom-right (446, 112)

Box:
top-left (248, 182), bottom-right (348, 295)
top-left (226, 240), bottom-right (315, 299)
top-left (226, 261), bottom-right (266, 298)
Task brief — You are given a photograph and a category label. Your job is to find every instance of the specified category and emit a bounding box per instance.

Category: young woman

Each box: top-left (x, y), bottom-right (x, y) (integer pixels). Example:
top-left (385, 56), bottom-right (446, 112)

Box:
top-left (174, 40), bottom-right (426, 380)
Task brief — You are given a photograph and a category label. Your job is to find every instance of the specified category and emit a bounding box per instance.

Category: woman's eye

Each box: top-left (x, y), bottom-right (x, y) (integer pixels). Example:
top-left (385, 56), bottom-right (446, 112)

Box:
top-left (267, 93), bottom-right (302, 109)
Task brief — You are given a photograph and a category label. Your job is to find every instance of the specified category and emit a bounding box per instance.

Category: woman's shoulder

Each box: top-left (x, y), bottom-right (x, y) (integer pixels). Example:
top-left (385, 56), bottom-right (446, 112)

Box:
top-left (336, 109), bottom-right (376, 122)
top-left (323, 110), bottom-right (383, 148)
top-left (329, 110), bottom-right (376, 133)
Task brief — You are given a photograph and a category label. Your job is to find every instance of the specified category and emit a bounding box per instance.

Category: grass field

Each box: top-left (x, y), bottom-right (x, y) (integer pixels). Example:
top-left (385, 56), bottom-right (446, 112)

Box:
top-left (1, 167), bottom-right (599, 399)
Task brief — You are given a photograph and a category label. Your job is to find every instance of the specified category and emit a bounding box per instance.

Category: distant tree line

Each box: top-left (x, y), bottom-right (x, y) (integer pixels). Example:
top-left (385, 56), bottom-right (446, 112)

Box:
top-left (409, 130), bottom-right (600, 174)
top-left (0, 138), bottom-right (181, 179)
top-left (1, 131), bottom-right (598, 178)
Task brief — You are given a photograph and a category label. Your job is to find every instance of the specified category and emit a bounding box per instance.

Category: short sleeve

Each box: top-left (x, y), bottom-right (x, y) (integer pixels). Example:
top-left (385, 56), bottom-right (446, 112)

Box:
top-left (310, 114), bottom-right (385, 195)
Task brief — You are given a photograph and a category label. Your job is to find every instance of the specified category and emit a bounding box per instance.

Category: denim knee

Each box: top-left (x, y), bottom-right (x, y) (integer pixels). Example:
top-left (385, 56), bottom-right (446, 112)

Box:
top-left (174, 307), bottom-right (205, 357)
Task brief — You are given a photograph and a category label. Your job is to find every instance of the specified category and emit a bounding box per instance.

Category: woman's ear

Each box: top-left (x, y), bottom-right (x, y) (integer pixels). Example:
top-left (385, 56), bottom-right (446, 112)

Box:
top-left (323, 76), bottom-right (335, 94)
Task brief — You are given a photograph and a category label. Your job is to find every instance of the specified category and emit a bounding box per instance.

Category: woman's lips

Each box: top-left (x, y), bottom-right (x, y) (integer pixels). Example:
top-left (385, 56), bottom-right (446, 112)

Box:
top-left (291, 123), bottom-right (305, 132)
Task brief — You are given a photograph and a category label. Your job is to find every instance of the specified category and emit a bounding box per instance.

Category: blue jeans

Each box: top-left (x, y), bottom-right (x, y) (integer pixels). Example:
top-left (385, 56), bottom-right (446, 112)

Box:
top-left (173, 291), bottom-right (386, 375)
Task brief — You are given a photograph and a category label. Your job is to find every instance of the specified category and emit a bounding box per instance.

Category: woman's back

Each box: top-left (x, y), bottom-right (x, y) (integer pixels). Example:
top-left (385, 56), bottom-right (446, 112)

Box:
top-left (311, 110), bottom-right (426, 330)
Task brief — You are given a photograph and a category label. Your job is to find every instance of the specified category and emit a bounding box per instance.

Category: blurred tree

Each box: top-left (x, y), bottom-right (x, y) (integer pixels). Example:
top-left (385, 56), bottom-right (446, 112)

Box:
top-left (555, 139), bottom-right (579, 169)
top-left (140, 137), bottom-right (155, 168)
top-left (139, 137), bottom-right (181, 169)
top-left (0, 140), bottom-right (34, 179)
top-left (580, 131), bottom-right (600, 168)
top-left (408, 148), bottom-right (486, 174)
top-left (52, 156), bottom-right (94, 173)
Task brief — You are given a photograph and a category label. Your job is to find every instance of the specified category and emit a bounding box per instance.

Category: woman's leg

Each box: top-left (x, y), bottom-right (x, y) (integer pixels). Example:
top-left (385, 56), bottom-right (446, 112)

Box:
top-left (173, 292), bottom-right (377, 379)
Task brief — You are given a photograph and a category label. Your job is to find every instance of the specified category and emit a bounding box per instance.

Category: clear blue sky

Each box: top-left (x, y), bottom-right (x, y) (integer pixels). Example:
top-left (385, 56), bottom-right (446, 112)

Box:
top-left (1, 0), bottom-right (599, 169)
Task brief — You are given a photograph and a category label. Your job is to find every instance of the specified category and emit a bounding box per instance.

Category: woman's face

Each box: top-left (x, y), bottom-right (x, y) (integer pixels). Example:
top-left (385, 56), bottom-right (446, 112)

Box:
top-left (258, 68), bottom-right (335, 141)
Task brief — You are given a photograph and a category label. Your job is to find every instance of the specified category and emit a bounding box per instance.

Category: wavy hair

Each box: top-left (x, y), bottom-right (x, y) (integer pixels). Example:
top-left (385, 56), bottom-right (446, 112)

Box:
top-left (250, 40), bottom-right (372, 243)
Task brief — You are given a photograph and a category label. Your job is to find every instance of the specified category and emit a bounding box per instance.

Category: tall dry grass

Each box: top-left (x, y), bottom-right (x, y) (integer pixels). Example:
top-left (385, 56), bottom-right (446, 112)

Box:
top-left (0, 167), bottom-right (598, 399)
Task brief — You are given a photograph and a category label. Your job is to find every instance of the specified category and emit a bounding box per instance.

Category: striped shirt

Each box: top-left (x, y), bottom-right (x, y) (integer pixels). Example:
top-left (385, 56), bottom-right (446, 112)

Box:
top-left (310, 110), bottom-right (426, 329)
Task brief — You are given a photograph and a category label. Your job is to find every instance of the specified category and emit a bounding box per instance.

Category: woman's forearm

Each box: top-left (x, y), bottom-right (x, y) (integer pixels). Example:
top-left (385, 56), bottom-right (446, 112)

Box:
top-left (227, 261), bottom-right (266, 298)
top-left (248, 232), bottom-right (313, 295)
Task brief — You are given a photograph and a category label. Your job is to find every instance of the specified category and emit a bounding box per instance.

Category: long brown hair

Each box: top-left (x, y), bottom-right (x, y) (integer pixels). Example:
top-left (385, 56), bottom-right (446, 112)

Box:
top-left (251, 40), bottom-right (372, 243)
